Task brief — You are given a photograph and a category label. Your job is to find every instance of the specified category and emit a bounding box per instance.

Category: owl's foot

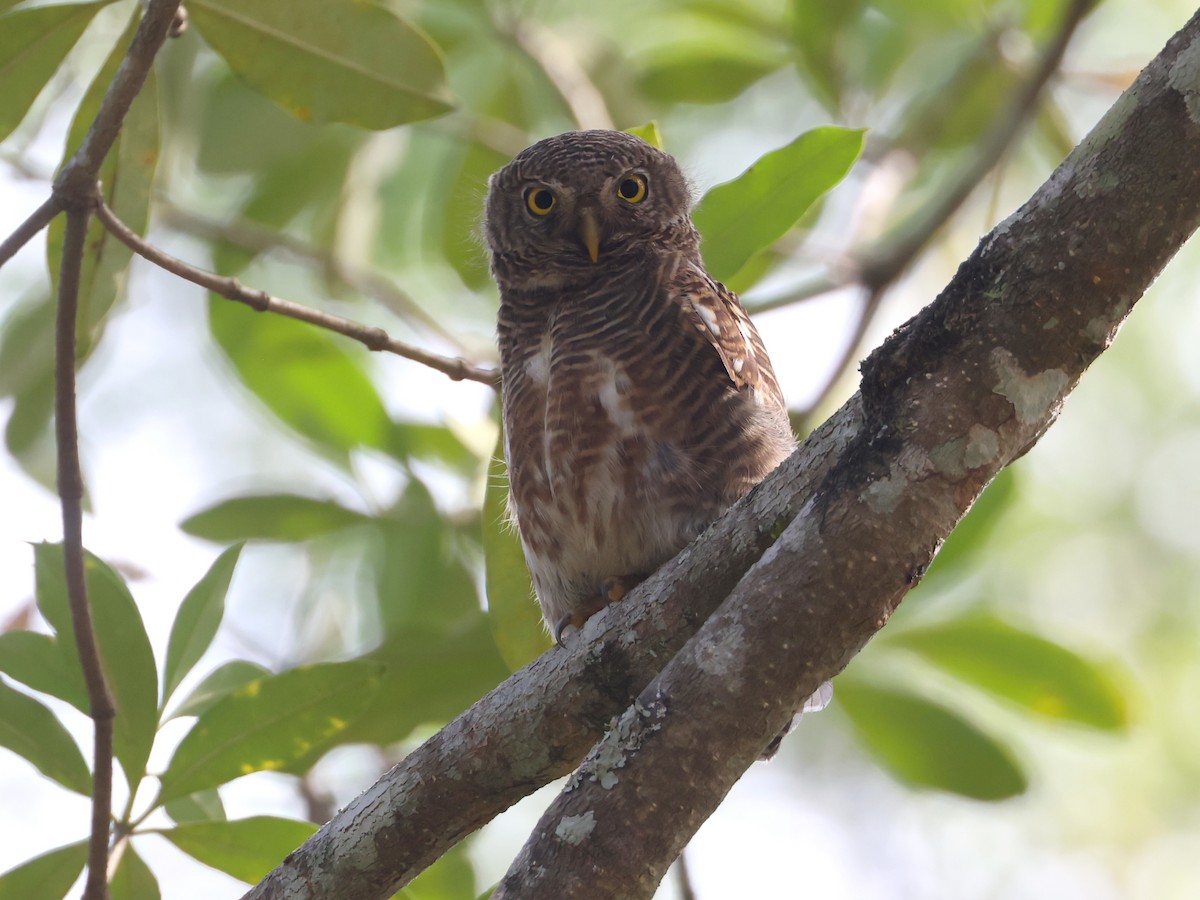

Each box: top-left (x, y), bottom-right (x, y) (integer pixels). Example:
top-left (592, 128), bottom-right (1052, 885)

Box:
top-left (600, 574), bottom-right (643, 604)
top-left (553, 573), bottom-right (648, 644)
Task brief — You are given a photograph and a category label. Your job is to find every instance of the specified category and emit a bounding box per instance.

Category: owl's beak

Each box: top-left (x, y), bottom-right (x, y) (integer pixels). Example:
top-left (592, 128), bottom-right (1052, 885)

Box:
top-left (578, 209), bottom-right (602, 263)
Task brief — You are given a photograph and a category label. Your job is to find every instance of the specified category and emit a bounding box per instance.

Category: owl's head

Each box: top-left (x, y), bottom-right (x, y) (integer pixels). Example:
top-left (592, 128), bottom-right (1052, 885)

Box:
top-left (485, 130), bottom-right (697, 288)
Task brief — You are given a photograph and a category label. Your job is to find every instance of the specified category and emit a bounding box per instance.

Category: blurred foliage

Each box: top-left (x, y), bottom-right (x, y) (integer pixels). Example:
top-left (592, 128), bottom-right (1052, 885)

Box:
top-left (1, 0), bottom-right (1186, 896)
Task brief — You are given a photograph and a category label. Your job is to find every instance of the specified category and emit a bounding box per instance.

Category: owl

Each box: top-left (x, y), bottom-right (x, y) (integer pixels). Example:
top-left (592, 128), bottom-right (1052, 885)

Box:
top-left (486, 130), bottom-right (796, 642)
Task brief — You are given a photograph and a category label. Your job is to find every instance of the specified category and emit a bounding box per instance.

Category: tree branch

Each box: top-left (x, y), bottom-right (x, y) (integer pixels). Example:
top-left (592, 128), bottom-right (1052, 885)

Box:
top-left (0, 195), bottom-right (62, 268)
top-left (248, 7), bottom-right (1200, 898)
top-left (156, 203), bottom-right (483, 359)
top-left (243, 7), bottom-right (1200, 900)
top-left (243, 397), bottom-right (856, 900)
top-left (855, 0), bottom-right (1097, 293)
top-left (56, 206), bottom-right (116, 900)
top-left (29, 5), bottom-right (186, 897)
top-left (494, 9), bottom-right (1200, 896)
top-left (751, 0), bottom-right (1096, 424)
top-left (93, 201), bottom-right (500, 387)
top-left (53, 0), bottom-right (181, 203)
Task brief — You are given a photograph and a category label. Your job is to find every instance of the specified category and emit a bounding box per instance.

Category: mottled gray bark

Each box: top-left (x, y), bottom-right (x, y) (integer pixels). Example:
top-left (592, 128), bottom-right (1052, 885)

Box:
top-left (493, 11), bottom-right (1200, 898)
top-left (248, 9), bottom-right (1200, 900)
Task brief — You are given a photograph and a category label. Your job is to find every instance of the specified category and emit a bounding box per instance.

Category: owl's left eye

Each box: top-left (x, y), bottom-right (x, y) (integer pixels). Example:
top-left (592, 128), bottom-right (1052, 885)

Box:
top-left (617, 174), bottom-right (648, 204)
top-left (525, 187), bottom-right (556, 216)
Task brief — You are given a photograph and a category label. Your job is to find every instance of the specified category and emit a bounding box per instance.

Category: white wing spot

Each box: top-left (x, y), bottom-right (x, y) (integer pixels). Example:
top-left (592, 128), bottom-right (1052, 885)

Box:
top-left (692, 300), bottom-right (722, 336)
top-left (525, 331), bottom-right (552, 386)
top-left (597, 360), bottom-right (637, 434)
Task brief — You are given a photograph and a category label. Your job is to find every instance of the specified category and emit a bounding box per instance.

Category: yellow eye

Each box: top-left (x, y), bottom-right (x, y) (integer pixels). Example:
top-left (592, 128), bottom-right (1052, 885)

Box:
top-left (525, 187), bottom-right (555, 216)
top-left (617, 174), bottom-right (648, 203)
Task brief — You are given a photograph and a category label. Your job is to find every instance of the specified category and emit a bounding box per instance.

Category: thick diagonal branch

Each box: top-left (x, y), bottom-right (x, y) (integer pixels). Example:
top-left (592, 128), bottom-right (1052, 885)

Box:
top-left (249, 9), bottom-right (1200, 900)
top-left (495, 10), bottom-right (1200, 897)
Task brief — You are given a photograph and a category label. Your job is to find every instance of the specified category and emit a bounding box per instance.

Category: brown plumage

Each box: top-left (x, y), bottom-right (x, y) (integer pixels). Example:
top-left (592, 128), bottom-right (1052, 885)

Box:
top-left (486, 130), bottom-right (796, 640)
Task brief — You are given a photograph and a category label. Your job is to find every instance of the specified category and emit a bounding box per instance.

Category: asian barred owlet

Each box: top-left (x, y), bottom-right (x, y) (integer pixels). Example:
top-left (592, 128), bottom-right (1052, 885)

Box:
top-left (486, 130), bottom-right (796, 641)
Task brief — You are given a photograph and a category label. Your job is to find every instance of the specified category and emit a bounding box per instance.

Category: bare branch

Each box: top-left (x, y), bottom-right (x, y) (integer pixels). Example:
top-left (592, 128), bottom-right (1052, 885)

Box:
top-left (494, 8), bottom-right (1200, 895)
top-left (93, 201), bottom-right (500, 387)
top-left (53, 0), bottom-right (181, 203)
top-left (157, 204), bottom-right (486, 360)
top-left (855, 0), bottom-right (1097, 292)
top-left (55, 206), bottom-right (116, 900)
top-left (242, 393), bottom-right (856, 900)
top-left (0, 196), bottom-right (62, 268)
top-left (243, 5), bottom-right (1198, 899)
top-left (760, 0), bottom-right (1097, 425)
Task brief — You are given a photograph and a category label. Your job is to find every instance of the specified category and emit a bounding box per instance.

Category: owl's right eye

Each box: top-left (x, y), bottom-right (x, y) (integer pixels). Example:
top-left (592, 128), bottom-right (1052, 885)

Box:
top-left (525, 187), bottom-right (556, 216)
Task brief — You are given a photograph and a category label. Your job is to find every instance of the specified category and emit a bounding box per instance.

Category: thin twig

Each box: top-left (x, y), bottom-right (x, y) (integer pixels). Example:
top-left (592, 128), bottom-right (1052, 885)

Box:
top-left (857, 0), bottom-right (1095, 291)
top-left (0, 195), bottom-right (62, 268)
top-left (743, 271), bottom-right (841, 315)
top-left (157, 204), bottom-right (484, 359)
top-left (784, 0), bottom-right (1095, 420)
top-left (794, 287), bottom-right (884, 423)
top-left (56, 207), bottom-right (116, 900)
top-left (94, 200), bottom-right (500, 387)
top-left (54, 0), bottom-right (181, 199)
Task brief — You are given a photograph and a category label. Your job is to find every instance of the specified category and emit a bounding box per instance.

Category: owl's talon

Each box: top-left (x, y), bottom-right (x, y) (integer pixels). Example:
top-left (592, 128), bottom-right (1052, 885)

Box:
top-left (554, 612), bottom-right (587, 646)
top-left (553, 575), bottom-right (646, 645)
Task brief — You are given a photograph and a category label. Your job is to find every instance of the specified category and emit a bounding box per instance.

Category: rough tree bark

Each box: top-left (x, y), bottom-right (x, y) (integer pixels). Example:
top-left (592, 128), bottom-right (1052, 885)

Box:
top-left (248, 10), bottom-right (1200, 900)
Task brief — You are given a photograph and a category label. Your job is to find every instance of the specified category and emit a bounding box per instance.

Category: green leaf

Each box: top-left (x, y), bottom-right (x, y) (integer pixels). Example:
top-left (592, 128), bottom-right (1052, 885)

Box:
top-left (0, 294), bottom-right (54, 400)
top-left (162, 545), bottom-right (244, 705)
top-left (388, 421), bottom-right (481, 476)
top-left (169, 660), bottom-right (271, 720)
top-left (400, 840), bottom-right (476, 900)
top-left (0, 2), bottom-right (105, 142)
top-left (157, 817), bottom-right (316, 884)
top-left (439, 140), bottom-right (510, 289)
top-left (0, 630), bottom-right (88, 712)
top-left (632, 11), bottom-right (786, 105)
top-left (4, 371), bottom-right (57, 492)
top-left (158, 662), bottom-right (383, 802)
top-left (482, 438), bottom-right (550, 671)
top-left (211, 130), bottom-right (361, 275)
top-left (692, 127), bottom-right (865, 282)
top-left (34, 543), bottom-right (159, 789)
top-left (188, 0), bottom-right (454, 128)
top-left (374, 480), bottom-right (480, 635)
top-left (836, 676), bottom-right (1027, 800)
top-left (890, 615), bottom-right (1129, 730)
top-left (0, 679), bottom-right (91, 795)
top-left (46, 6), bottom-right (160, 356)
top-left (109, 844), bottom-right (160, 900)
top-left (182, 494), bottom-right (371, 543)
top-left (345, 619), bottom-right (509, 746)
top-left (164, 789), bottom-right (227, 825)
top-left (639, 55), bottom-right (782, 105)
top-left (625, 122), bottom-right (663, 150)
top-left (196, 69), bottom-right (321, 175)
top-left (208, 298), bottom-right (393, 462)
top-left (788, 0), bottom-right (866, 110)
top-left (0, 841), bottom-right (87, 900)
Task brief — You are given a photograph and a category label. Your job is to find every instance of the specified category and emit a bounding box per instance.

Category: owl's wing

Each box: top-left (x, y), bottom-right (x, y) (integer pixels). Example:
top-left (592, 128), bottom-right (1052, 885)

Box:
top-left (674, 264), bottom-right (786, 409)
